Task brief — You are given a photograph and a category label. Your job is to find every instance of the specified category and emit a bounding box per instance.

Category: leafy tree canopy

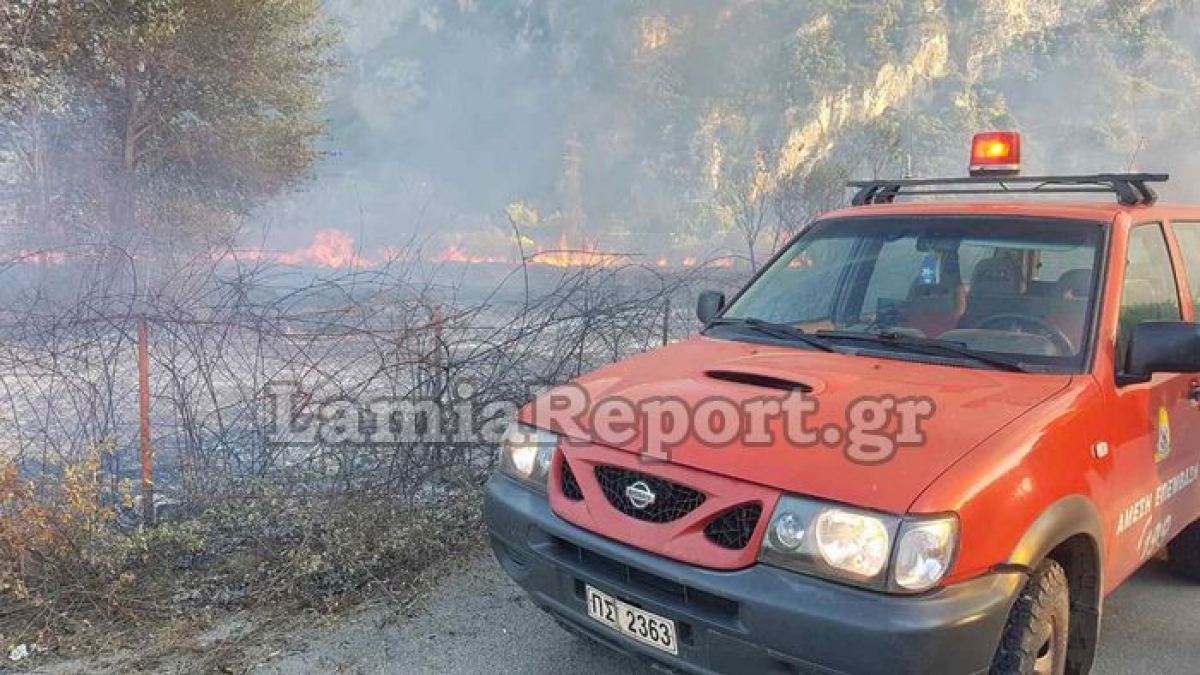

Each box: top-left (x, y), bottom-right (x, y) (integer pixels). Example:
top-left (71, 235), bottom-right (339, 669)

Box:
top-left (1, 0), bottom-right (336, 254)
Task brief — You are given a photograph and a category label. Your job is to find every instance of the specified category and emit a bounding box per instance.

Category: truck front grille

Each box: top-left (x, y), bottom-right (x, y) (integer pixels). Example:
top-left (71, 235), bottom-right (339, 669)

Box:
top-left (560, 460), bottom-right (584, 501)
top-left (703, 503), bottom-right (763, 550)
top-left (593, 466), bottom-right (706, 523)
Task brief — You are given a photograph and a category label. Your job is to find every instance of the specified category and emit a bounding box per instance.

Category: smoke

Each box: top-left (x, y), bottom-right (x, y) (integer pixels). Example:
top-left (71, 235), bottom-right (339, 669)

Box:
top-left (255, 0), bottom-right (572, 258)
top-left (248, 0), bottom-right (1200, 263)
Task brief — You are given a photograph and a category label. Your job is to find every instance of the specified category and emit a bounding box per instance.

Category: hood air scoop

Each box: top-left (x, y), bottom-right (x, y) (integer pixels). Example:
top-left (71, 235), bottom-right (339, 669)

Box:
top-left (703, 369), bottom-right (813, 393)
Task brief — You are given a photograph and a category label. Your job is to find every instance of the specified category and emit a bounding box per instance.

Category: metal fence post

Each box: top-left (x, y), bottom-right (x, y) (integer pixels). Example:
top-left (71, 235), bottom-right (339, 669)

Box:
top-left (662, 297), bottom-right (671, 346)
top-left (138, 317), bottom-right (155, 526)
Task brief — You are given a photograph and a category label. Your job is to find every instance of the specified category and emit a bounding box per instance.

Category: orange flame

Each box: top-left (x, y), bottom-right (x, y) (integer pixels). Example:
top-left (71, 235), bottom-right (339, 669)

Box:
top-left (8, 250), bottom-right (71, 266)
top-left (433, 245), bottom-right (508, 265)
top-left (227, 229), bottom-right (375, 269)
top-left (220, 229), bottom-right (731, 271)
top-left (279, 230), bottom-right (369, 268)
top-left (530, 236), bottom-right (627, 268)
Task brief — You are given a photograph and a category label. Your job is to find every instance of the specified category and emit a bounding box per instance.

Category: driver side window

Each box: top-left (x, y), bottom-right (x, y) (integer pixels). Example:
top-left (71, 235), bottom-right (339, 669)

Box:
top-left (1116, 224), bottom-right (1181, 370)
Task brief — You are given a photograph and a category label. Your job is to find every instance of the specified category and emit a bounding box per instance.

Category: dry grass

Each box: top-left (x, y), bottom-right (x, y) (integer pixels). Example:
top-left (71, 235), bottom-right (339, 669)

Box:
top-left (0, 255), bottom-right (730, 666)
top-left (0, 453), bottom-right (485, 662)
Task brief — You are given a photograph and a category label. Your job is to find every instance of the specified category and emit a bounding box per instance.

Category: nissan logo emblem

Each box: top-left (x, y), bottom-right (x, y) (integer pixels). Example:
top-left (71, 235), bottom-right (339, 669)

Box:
top-left (625, 481), bottom-right (657, 510)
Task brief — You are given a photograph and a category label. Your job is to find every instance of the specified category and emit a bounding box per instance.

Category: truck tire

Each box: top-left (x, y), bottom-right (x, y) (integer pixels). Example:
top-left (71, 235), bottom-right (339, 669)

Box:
top-left (990, 559), bottom-right (1070, 675)
top-left (1167, 520), bottom-right (1200, 581)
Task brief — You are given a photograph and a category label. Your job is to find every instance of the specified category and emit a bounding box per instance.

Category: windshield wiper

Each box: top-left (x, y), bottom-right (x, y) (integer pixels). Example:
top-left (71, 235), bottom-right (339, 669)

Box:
top-left (816, 329), bottom-right (1031, 373)
top-left (707, 318), bottom-right (840, 353)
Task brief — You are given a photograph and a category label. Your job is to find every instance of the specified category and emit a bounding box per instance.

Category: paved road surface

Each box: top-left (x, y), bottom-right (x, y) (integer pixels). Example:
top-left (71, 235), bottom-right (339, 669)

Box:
top-left (252, 552), bottom-right (1198, 674)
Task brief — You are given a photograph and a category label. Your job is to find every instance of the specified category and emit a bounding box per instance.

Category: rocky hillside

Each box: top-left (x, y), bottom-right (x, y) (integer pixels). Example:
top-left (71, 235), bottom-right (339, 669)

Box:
top-left (305, 0), bottom-right (1199, 259)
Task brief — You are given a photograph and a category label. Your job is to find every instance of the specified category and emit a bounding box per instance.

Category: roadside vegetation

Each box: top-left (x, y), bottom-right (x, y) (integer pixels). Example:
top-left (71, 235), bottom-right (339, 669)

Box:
top-left (4, 0), bottom-right (1197, 667)
top-left (0, 256), bottom-right (718, 663)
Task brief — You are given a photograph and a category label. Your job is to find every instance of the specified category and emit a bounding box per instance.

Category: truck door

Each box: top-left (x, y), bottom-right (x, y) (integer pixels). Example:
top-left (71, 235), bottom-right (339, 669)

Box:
top-left (1160, 220), bottom-right (1200, 526)
top-left (1107, 223), bottom-right (1197, 584)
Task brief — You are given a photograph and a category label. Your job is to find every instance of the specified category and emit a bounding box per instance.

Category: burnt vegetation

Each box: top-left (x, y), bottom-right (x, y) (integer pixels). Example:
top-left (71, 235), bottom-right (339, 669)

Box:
top-left (3, 0), bottom-right (1200, 664)
top-left (0, 247), bottom-right (730, 654)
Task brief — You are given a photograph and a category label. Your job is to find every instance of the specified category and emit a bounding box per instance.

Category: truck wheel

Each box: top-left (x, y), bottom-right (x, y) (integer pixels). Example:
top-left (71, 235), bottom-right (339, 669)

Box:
top-left (1167, 520), bottom-right (1200, 581)
top-left (990, 559), bottom-right (1070, 675)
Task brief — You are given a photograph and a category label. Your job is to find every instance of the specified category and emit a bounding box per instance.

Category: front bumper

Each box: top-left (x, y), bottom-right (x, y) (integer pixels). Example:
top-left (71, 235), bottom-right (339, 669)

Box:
top-left (484, 475), bottom-right (1024, 675)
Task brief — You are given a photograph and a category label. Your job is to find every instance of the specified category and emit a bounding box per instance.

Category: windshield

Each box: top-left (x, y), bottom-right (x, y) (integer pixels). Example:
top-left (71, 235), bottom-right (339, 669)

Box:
top-left (718, 215), bottom-right (1105, 370)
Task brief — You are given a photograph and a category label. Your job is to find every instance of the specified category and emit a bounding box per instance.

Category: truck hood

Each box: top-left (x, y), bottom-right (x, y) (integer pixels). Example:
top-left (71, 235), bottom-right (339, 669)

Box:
top-left (522, 336), bottom-right (1072, 514)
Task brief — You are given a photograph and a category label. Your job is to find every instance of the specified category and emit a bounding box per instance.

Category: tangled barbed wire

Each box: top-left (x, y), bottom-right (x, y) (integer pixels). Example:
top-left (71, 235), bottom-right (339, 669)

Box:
top-left (0, 245), bottom-right (735, 502)
top-left (0, 243), bottom-right (744, 650)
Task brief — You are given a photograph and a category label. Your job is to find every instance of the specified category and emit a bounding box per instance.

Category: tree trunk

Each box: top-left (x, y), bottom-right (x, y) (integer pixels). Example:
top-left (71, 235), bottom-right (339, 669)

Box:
top-left (561, 134), bottom-right (586, 245)
top-left (24, 114), bottom-right (53, 248)
top-left (109, 56), bottom-right (141, 249)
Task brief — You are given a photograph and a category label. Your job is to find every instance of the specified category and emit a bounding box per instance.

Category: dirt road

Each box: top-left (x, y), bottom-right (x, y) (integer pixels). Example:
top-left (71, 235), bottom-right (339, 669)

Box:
top-left (241, 552), bottom-right (1195, 675)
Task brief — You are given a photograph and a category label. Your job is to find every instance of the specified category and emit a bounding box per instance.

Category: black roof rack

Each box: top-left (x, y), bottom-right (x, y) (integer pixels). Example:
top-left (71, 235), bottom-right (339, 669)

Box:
top-left (848, 173), bottom-right (1169, 207)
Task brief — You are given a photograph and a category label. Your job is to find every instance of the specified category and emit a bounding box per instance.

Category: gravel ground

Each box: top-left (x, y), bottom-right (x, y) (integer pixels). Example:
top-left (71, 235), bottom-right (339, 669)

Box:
top-left (34, 551), bottom-right (1195, 674)
top-left (238, 552), bottom-right (1196, 675)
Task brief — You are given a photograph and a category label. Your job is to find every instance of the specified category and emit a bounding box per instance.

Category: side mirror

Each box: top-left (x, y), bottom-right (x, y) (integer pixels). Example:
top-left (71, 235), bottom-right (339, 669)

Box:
top-left (696, 291), bottom-right (726, 324)
top-left (1123, 321), bottom-right (1200, 383)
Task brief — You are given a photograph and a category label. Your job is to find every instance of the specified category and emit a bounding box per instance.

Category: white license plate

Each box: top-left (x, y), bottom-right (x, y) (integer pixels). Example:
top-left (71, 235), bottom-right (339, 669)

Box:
top-left (586, 585), bottom-right (679, 655)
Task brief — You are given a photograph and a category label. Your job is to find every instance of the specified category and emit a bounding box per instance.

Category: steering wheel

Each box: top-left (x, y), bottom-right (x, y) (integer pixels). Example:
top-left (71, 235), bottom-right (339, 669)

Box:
top-left (975, 314), bottom-right (1073, 355)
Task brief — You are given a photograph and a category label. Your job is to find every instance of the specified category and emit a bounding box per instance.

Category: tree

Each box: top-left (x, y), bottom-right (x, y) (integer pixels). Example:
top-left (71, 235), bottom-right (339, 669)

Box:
top-left (1, 0), bottom-right (337, 254)
top-left (770, 159), bottom-right (850, 248)
top-left (0, 1), bottom-right (74, 243)
top-left (718, 158), bottom-right (772, 271)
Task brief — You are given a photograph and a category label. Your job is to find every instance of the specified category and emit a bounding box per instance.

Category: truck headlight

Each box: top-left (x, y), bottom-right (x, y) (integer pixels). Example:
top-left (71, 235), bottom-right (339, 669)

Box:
top-left (498, 423), bottom-right (558, 491)
top-left (813, 509), bottom-right (891, 578)
top-left (760, 495), bottom-right (897, 586)
top-left (760, 495), bottom-right (957, 593)
top-left (893, 516), bottom-right (958, 592)
top-left (772, 512), bottom-right (807, 550)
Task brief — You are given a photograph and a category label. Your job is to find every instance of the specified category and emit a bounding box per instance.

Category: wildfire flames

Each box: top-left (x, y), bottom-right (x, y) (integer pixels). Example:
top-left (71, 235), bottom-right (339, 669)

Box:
top-left (224, 229), bottom-right (375, 269)
top-left (527, 235), bottom-right (627, 268)
top-left (9, 250), bottom-right (70, 266)
top-left (221, 230), bottom-right (633, 270)
top-left (9, 229), bottom-right (739, 271)
top-left (274, 229), bottom-right (372, 268)
top-left (428, 234), bottom-right (630, 268)
top-left (433, 245), bottom-right (507, 265)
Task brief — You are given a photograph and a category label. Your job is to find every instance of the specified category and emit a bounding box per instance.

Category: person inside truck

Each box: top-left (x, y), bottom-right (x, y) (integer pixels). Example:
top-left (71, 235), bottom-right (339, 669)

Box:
top-left (743, 218), bottom-right (1101, 363)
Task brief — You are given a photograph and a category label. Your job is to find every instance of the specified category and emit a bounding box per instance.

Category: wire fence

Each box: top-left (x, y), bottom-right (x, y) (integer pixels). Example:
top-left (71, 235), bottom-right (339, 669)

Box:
top-left (0, 249), bottom-right (735, 514)
top-left (0, 246), bottom-right (752, 647)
